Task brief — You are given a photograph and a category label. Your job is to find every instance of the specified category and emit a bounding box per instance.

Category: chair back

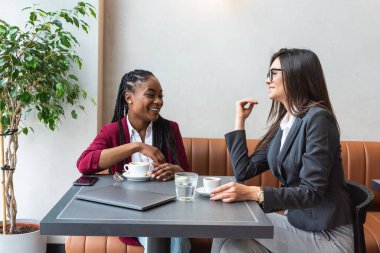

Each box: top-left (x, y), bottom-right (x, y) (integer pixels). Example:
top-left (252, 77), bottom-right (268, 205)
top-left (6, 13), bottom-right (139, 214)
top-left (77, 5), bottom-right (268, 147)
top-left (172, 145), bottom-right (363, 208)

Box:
top-left (345, 180), bottom-right (374, 253)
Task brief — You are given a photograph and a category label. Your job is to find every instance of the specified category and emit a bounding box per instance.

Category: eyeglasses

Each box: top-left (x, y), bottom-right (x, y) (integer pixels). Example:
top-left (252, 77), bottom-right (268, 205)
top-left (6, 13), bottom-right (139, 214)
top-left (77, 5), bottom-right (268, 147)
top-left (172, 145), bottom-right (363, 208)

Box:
top-left (266, 68), bottom-right (283, 82)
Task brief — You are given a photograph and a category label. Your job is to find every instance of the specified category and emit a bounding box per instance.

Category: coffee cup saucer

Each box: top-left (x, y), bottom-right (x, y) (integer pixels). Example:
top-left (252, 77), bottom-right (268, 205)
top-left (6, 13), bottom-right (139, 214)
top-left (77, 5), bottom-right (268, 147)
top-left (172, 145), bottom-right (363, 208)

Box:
top-left (196, 187), bottom-right (211, 198)
top-left (122, 171), bottom-right (151, 182)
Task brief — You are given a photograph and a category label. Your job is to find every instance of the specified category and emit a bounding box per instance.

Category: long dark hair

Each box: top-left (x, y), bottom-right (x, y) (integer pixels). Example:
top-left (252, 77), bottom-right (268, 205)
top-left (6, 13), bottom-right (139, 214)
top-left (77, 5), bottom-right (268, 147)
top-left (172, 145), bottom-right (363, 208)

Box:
top-left (256, 48), bottom-right (338, 151)
top-left (111, 69), bottom-right (178, 164)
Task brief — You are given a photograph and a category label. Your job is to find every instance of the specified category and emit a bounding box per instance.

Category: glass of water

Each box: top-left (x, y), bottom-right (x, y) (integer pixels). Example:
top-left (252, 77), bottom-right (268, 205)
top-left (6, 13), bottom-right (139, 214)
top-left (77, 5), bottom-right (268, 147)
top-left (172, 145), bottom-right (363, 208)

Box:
top-left (175, 172), bottom-right (198, 201)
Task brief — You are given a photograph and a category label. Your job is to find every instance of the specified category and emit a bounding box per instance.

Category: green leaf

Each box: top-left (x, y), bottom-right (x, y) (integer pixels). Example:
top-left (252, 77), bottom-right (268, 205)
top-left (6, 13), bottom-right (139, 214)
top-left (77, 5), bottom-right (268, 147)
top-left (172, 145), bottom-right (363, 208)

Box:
top-left (56, 83), bottom-right (63, 98)
top-left (30, 12), bottom-right (37, 23)
top-left (30, 58), bottom-right (38, 69)
top-left (89, 8), bottom-right (96, 18)
top-left (9, 86), bottom-right (17, 98)
top-left (0, 25), bottom-right (6, 35)
top-left (52, 19), bottom-right (62, 28)
top-left (0, 78), bottom-right (8, 88)
top-left (81, 24), bottom-right (88, 33)
top-left (22, 127), bottom-right (28, 135)
top-left (81, 88), bottom-right (87, 99)
top-left (36, 8), bottom-right (47, 14)
top-left (60, 13), bottom-right (73, 24)
top-left (90, 97), bottom-right (96, 106)
top-left (77, 7), bottom-right (85, 15)
top-left (71, 110), bottom-right (77, 119)
top-left (11, 69), bottom-right (19, 79)
top-left (79, 105), bottom-right (85, 111)
top-left (37, 92), bottom-right (50, 103)
top-left (68, 74), bottom-right (78, 81)
top-left (78, 59), bottom-right (83, 69)
top-left (1, 115), bottom-right (10, 126)
top-left (60, 36), bottom-right (71, 47)
top-left (41, 108), bottom-right (49, 120)
top-left (29, 127), bottom-right (34, 133)
top-left (25, 55), bottom-right (33, 62)
top-left (0, 59), bottom-right (6, 67)
top-left (48, 119), bottom-right (55, 130)
top-left (9, 27), bottom-right (18, 35)
top-left (73, 17), bottom-right (79, 28)
top-left (20, 91), bottom-right (32, 104)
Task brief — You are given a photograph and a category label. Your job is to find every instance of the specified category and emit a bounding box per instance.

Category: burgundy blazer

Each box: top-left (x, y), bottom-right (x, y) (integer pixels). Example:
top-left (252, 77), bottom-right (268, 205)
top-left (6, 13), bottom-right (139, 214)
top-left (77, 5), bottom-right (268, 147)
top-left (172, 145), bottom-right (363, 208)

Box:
top-left (76, 117), bottom-right (190, 246)
top-left (77, 116), bottom-right (190, 175)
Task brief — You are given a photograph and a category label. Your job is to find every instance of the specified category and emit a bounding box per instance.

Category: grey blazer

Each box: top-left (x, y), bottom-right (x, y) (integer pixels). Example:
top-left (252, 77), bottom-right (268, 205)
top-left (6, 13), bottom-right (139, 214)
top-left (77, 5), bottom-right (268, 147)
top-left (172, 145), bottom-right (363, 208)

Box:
top-left (225, 107), bottom-right (352, 232)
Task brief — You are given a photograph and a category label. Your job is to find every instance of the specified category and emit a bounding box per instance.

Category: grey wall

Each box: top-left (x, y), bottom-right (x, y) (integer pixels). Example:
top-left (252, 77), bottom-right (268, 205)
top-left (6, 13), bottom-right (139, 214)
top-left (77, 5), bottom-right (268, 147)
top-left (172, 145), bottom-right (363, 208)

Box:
top-left (103, 0), bottom-right (380, 141)
top-left (1, 0), bottom-right (379, 245)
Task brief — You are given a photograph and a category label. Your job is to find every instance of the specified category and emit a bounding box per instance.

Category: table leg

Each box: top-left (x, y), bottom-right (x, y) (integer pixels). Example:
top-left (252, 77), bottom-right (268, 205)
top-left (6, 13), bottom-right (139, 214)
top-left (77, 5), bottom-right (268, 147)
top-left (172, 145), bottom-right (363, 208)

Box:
top-left (146, 237), bottom-right (171, 253)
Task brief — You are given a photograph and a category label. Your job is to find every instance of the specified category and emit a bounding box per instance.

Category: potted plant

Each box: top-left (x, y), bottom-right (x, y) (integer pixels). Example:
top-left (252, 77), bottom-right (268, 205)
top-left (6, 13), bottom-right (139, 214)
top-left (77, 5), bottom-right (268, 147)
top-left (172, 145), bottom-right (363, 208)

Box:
top-left (0, 1), bottom-right (96, 251)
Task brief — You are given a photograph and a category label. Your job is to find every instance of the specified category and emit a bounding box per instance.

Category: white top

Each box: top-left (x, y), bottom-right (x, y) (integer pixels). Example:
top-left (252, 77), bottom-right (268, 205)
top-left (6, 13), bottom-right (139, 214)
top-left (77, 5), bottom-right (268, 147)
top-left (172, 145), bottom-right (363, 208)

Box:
top-left (126, 115), bottom-right (153, 165)
top-left (279, 114), bottom-right (296, 151)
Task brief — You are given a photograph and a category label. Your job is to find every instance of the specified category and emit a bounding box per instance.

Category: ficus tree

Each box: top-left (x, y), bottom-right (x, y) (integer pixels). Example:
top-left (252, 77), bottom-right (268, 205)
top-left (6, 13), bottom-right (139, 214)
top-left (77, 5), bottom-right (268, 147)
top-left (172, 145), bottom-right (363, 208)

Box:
top-left (0, 2), bottom-right (96, 234)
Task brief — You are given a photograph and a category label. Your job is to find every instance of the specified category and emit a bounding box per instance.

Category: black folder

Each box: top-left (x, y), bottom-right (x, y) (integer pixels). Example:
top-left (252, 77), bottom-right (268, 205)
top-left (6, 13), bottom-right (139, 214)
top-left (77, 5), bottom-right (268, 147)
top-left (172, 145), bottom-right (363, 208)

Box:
top-left (75, 185), bottom-right (176, 211)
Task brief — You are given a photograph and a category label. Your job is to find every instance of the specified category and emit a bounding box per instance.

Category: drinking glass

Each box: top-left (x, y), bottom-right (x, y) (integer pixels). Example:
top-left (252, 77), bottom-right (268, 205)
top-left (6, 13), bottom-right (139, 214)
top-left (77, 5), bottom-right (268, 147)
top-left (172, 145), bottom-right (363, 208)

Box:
top-left (175, 172), bottom-right (198, 201)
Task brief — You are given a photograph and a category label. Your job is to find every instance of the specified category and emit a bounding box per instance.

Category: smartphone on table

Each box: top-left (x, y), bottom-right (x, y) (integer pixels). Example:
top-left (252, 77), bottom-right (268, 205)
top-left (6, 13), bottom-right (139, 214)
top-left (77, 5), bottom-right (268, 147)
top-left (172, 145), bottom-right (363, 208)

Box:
top-left (73, 175), bottom-right (98, 186)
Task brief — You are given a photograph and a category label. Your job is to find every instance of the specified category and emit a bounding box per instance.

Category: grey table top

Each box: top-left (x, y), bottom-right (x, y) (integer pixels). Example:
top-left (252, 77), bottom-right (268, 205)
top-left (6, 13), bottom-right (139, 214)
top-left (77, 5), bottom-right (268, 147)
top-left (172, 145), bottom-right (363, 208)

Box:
top-left (41, 175), bottom-right (273, 239)
top-left (371, 179), bottom-right (380, 193)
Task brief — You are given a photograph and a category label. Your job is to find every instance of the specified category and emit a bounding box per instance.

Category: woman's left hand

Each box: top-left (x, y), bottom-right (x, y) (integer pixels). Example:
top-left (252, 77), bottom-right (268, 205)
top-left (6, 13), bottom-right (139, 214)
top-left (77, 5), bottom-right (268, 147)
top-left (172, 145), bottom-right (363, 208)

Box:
top-left (210, 182), bottom-right (258, 202)
top-left (150, 162), bottom-right (184, 181)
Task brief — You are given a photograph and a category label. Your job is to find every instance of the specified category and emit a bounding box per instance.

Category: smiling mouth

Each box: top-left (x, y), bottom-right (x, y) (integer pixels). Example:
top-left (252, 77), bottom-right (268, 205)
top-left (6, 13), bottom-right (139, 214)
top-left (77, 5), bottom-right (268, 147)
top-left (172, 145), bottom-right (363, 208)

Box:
top-left (149, 108), bottom-right (160, 112)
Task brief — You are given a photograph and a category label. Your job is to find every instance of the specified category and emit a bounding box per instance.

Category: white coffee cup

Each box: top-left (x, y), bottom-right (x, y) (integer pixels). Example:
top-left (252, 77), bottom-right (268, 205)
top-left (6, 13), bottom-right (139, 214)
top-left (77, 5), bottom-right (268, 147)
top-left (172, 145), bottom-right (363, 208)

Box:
top-left (203, 177), bottom-right (221, 194)
top-left (123, 162), bottom-right (149, 177)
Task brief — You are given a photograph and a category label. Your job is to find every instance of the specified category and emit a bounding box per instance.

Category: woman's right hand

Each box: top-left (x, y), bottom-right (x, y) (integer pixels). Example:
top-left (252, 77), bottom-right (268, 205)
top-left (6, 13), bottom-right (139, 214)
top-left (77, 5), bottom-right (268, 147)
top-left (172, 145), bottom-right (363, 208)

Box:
top-left (235, 98), bottom-right (258, 130)
top-left (210, 182), bottom-right (258, 202)
top-left (138, 143), bottom-right (166, 163)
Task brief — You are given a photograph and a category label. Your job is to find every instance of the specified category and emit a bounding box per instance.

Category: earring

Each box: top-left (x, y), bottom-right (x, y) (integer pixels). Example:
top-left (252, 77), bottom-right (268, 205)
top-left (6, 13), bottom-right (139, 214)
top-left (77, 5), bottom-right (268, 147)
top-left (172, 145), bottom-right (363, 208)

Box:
top-left (128, 101), bottom-right (132, 104)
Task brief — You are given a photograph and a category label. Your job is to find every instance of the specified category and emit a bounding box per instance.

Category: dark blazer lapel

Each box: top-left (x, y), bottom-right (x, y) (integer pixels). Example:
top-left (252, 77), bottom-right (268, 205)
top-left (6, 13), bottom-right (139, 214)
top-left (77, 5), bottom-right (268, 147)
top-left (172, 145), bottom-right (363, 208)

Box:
top-left (277, 117), bottom-right (303, 164)
top-left (268, 128), bottom-right (283, 179)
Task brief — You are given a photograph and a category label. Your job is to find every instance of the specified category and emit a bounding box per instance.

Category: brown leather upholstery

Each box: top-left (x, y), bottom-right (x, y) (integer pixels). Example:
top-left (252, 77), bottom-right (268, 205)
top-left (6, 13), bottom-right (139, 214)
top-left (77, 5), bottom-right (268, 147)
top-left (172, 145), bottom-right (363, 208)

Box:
top-left (65, 236), bottom-right (142, 253)
top-left (65, 138), bottom-right (380, 253)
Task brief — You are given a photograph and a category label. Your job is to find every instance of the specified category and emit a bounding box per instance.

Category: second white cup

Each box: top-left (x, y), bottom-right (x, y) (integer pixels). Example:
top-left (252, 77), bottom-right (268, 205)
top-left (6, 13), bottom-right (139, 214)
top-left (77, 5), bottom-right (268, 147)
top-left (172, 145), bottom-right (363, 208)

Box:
top-left (203, 177), bottom-right (221, 194)
top-left (124, 162), bottom-right (149, 177)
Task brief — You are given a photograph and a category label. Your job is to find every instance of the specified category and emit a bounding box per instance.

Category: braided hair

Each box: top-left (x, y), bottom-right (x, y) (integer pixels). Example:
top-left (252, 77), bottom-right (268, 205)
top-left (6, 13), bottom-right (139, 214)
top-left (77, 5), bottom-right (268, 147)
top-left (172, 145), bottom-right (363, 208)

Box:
top-left (111, 70), bottom-right (179, 164)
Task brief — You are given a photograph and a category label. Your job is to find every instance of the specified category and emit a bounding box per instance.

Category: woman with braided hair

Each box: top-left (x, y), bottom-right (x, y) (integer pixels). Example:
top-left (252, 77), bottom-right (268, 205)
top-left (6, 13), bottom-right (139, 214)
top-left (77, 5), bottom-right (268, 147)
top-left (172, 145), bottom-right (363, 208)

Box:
top-left (77, 69), bottom-right (191, 252)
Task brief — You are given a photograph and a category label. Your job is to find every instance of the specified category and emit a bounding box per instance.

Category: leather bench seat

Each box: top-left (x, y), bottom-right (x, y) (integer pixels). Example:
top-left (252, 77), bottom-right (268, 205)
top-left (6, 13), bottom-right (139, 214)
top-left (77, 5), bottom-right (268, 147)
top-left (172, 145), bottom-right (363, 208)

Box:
top-left (66, 138), bottom-right (380, 253)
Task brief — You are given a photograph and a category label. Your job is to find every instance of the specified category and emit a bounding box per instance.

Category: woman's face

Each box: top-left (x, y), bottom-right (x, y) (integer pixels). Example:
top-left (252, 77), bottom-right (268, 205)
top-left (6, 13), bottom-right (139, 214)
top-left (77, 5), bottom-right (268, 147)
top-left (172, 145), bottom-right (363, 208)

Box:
top-left (266, 57), bottom-right (287, 105)
top-left (125, 76), bottom-right (163, 123)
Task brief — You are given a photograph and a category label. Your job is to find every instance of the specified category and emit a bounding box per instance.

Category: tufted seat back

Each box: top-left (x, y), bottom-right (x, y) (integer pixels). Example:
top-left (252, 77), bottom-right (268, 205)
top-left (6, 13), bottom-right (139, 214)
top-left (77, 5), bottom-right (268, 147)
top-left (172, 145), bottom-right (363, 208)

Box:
top-left (340, 141), bottom-right (380, 205)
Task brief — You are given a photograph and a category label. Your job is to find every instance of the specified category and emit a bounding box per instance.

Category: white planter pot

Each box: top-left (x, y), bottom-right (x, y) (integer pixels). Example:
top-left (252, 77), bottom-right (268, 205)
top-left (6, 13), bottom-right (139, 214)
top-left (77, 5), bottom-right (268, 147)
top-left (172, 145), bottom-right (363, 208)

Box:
top-left (0, 219), bottom-right (47, 253)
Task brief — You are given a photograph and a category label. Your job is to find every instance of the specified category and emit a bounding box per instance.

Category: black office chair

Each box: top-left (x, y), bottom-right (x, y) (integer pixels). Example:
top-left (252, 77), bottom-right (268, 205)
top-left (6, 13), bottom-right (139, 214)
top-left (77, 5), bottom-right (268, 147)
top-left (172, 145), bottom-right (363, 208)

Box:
top-left (345, 180), bottom-right (374, 253)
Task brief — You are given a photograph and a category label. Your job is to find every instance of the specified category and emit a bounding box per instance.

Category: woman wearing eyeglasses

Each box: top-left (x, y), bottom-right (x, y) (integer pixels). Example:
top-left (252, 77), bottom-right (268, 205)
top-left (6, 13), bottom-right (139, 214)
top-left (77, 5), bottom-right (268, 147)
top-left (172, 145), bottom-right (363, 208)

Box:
top-left (211, 48), bottom-right (353, 253)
